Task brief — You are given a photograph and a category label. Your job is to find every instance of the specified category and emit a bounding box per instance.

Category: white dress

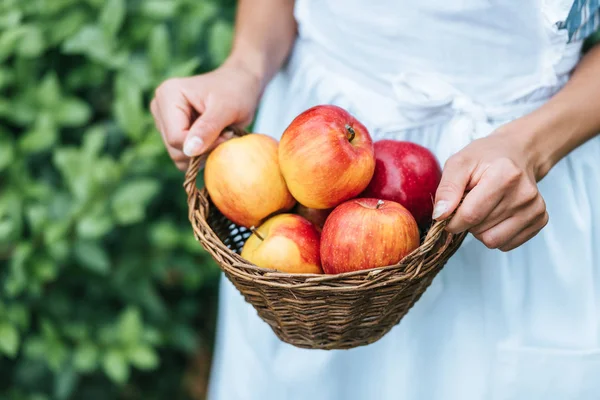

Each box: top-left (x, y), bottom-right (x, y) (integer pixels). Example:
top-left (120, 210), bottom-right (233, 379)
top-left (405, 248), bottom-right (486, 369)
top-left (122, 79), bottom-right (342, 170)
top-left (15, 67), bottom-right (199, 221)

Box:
top-left (208, 1), bottom-right (600, 399)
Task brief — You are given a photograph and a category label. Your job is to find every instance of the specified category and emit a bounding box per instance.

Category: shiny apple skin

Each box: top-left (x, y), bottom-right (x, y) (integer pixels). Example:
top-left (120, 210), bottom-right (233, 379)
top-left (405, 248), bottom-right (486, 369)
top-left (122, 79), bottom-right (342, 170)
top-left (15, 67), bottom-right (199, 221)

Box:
top-left (204, 134), bottom-right (295, 228)
top-left (362, 140), bottom-right (442, 230)
top-left (278, 105), bottom-right (375, 209)
top-left (241, 214), bottom-right (322, 274)
top-left (320, 198), bottom-right (420, 274)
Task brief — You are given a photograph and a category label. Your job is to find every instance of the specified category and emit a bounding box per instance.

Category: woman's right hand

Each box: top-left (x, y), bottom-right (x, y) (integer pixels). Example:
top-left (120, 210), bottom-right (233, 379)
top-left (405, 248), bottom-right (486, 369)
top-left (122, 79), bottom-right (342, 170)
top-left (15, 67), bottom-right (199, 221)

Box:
top-left (150, 59), bottom-right (263, 171)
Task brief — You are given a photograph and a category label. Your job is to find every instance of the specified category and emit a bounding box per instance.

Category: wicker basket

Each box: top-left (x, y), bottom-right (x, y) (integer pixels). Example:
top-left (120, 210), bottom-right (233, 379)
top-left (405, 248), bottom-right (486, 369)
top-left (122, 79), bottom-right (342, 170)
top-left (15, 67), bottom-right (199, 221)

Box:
top-left (184, 128), bottom-right (468, 350)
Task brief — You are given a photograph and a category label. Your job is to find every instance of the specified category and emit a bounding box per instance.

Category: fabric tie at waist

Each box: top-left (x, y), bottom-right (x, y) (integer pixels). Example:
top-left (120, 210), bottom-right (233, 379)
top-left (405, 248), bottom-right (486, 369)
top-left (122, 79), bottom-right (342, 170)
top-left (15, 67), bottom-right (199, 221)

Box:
top-left (292, 39), bottom-right (578, 156)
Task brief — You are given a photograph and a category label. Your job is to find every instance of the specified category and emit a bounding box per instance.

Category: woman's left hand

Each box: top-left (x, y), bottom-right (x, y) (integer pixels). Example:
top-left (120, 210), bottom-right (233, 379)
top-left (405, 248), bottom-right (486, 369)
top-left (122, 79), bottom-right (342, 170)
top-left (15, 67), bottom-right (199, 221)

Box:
top-left (432, 126), bottom-right (549, 251)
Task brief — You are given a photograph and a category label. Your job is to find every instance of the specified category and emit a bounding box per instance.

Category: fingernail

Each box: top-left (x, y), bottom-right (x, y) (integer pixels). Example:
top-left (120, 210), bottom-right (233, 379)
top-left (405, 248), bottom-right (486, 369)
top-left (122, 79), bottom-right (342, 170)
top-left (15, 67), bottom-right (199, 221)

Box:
top-left (183, 137), bottom-right (204, 157)
top-left (432, 201), bottom-right (449, 220)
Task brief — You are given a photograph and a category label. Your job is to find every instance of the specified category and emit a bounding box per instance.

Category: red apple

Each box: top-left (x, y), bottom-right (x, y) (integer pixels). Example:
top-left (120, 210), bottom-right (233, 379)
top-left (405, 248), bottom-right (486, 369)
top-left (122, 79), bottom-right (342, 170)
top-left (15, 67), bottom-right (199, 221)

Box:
top-left (204, 133), bottom-right (295, 228)
top-left (362, 140), bottom-right (442, 230)
top-left (320, 198), bottom-right (420, 274)
top-left (279, 105), bottom-right (375, 209)
top-left (294, 204), bottom-right (332, 231)
top-left (241, 214), bottom-right (322, 274)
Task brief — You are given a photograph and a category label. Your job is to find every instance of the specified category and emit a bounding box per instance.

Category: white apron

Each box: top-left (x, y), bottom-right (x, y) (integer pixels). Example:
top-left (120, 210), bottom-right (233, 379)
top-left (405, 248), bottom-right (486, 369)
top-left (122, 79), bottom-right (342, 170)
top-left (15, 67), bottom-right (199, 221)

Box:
top-left (208, 1), bottom-right (600, 399)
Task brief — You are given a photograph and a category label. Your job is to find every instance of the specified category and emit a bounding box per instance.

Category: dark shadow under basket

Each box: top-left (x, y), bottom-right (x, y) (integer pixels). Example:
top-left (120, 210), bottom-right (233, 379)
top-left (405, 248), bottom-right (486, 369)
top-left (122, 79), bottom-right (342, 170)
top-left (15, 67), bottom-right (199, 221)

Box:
top-left (184, 137), bottom-right (467, 350)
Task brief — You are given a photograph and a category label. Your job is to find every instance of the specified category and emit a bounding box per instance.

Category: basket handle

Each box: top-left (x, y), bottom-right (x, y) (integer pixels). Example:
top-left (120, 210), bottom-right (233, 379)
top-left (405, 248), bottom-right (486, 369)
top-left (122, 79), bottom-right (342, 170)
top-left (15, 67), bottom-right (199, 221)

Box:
top-left (183, 126), bottom-right (248, 201)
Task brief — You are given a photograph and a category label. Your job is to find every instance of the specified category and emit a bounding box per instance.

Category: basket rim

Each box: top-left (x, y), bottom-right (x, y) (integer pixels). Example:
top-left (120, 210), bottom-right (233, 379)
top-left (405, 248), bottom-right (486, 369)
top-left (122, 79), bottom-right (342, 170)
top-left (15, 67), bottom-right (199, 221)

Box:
top-left (184, 127), bottom-right (468, 289)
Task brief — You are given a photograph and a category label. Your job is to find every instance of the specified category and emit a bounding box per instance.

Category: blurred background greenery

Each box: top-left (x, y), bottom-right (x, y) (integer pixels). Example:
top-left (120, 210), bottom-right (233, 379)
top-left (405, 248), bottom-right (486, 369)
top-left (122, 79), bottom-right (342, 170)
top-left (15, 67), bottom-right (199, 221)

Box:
top-left (0, 0), bottom-right (236, 398)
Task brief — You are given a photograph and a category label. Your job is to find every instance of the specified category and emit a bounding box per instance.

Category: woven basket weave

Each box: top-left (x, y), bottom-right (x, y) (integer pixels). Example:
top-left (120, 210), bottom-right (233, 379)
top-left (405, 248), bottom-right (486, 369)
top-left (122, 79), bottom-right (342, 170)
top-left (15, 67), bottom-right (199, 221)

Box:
top-left (184, 128), bottom-right (468, 350)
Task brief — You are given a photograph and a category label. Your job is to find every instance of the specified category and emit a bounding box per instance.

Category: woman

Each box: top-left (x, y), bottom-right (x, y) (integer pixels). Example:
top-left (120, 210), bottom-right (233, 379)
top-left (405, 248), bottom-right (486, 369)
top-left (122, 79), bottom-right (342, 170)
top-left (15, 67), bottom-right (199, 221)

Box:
top-left (151, 1), bottom-right (600, 399)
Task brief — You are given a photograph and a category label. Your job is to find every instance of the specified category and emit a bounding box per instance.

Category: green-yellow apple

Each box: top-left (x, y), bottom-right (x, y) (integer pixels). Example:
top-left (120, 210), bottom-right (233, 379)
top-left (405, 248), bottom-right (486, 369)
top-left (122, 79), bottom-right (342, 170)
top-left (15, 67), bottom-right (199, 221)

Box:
top-left (204, 134), bottom-right (295, 228)
top-left (320, 198), bottom-right (420, 274)
top-left (241, 214), bottom-right (322, 274)
top-left (278, 105), bottom-right (375, 209)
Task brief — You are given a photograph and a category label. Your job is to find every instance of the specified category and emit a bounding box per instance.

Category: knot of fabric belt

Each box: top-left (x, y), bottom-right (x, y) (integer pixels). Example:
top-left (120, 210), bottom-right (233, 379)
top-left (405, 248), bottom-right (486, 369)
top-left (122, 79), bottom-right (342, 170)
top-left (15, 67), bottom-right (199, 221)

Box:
top-left (390, 72), bottom-right (495, 141)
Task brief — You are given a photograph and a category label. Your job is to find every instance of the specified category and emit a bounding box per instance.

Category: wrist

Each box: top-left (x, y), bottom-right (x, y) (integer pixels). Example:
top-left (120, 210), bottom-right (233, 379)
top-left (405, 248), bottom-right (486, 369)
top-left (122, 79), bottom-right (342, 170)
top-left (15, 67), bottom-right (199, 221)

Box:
top-left (224, 46), bottom-right (271, 92)
top-left (497, 104), bottom-right (576, 181)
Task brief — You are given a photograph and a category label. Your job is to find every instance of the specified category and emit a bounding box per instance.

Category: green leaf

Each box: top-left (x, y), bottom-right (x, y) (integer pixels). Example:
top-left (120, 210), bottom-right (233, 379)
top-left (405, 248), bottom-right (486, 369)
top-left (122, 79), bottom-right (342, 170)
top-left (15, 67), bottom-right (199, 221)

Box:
top-left (102, 349), bottom-right (129, 384)
top-left (54, 366), bottom-right (77, 400)
top-left (73, 342), bottom-right (98, 373)
top-left (19, 113), bottom-right (58, 153)
top-left (53, 148), bottom-right (90, 200)
top-left (0, 27), bottom-right (25, 62)
top-left (0, 67), bottom-right (15, 90)
top-left (47, 239), bottom-right (69, 262)
top-left (113, 75), bottom-right (145, 139)
top-left (150, 220), bottom-right (180, 249)
top-left (18, 24), bottom-right (45, 58)
top-left (44, 219), bottom-right (71, 244)
top-left (0, 132), bottom-right (14, 172)
top-left (167, 56), bottom-right (201, 78)
top-left (128, 345), bottom-right (158, 370)
top-left (0, 323), bottom-right (20, 357)
top-left (0, 9), bottom-right (22, 30)
top-left (83, 126), bottom-right (106, 156)
top-left (140, 0), bottom-right (178, 19)
top-left (8, 242), bottom-right (33, 294)
top-left (62, 25), bottom-right (126, 67)
top-left (32, 257), bottom-right (58, 283)
top-left (73, 240), bottom-right (111, 275)
top-left (122, 56), bottom-right (153, 90)
top-left (100, 0), bottom-right (125, 37)
top-left (111, 179), bottom-right (159, 224)
top-left (77, 212), bottom-right (113, 239)
top-left (47, 340), bottom-right (68, 372)
top-left (148, 24), bottom-right (169, 73)
top-left (26, 204), bottom-right (48, 235)
top-left (6, 305), bottom-right (29, 331)
top-left (49, 9), bottom-right (89, 45)
top-left (62, 25), bottom-right (108, 58)
top-left (118, 307), bottom-right (142, 344)
top-left (37, 73), bottom-right (62, 109)
top-left (56, 97), bottom-right (91, 127)
top-left (208, 20), bottom-right (233, 65)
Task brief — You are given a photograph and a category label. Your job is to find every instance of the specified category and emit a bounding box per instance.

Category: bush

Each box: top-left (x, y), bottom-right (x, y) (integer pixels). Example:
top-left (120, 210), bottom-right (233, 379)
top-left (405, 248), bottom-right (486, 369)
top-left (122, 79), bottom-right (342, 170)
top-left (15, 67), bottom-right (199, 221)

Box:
top-left (0, 0), bottom-right (235, 398)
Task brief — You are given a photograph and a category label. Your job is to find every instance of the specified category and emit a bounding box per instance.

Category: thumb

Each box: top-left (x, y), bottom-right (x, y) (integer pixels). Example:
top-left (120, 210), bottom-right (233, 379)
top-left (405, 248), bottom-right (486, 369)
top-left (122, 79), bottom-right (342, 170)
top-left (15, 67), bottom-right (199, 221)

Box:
top-left (433, 157), bottom-right (472, 221)
top-left (183, 105), bottom-right (231, 157)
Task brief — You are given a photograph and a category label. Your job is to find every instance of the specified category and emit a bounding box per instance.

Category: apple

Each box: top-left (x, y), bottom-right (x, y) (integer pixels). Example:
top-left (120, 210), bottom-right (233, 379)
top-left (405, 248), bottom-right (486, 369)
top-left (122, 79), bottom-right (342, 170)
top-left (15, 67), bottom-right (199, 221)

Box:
top-left (241, 214), bottom-right (322, 274)
top-left (294, 204), bottom-right (332, 231)
top-left (362, 140), bottom-right (442, 230)
top-left (278, 105), bottom-right (375, 209)
top-left (320, 198), bottom-right (420, 274)
top-left (204, 133), bottom-right (295, 228)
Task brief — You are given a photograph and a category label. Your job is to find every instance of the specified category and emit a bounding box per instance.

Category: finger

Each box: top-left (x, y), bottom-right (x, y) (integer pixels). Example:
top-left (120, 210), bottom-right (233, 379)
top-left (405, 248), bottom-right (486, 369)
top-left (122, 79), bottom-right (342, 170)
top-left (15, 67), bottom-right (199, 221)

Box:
top-left (475, 209), bottom-right (547, 250)
top-left (446, 166), bottom-right (507, 233)
top-left (175, 160), bottom-right (189, 171)
top-left (433, 154), bottom-right (475, 221)
top-left (155, 80), bottom-right (194, 150)
top-left (183, 101), bottom-right (233, 157)
top-left (499, 212), bottom-right (549, 251)
top-left (469, 180), bottom-right (540, 235)
top-left (150, 98), bottom-right (161, 132)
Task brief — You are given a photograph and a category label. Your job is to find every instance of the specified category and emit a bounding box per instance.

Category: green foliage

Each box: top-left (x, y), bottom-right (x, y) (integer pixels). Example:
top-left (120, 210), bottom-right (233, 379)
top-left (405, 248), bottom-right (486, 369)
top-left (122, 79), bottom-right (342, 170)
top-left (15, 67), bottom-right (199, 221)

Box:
top-left (0, 0), bottom-right (235, 398)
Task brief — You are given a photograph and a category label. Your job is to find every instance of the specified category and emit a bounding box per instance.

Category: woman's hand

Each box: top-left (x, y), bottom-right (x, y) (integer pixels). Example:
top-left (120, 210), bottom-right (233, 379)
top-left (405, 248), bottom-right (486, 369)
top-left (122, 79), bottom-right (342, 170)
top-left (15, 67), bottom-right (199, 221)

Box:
top-left (150, 59), bottom-right (263, 170)
top-left (432, 126), bottom-right (549, 251)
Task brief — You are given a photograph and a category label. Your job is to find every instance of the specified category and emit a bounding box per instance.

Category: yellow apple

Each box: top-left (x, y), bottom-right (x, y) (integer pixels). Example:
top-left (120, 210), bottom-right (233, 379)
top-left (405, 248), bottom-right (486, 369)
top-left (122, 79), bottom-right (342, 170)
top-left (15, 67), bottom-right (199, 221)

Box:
top-left (241, 214), bottom-right (322, 274)
top-left (204, 134), bottom-right (295, 228)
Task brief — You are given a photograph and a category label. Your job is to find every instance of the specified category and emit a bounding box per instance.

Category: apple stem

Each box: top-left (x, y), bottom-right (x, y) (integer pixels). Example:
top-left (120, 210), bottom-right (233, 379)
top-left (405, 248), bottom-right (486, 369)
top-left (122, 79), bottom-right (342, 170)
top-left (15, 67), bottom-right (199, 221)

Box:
top-left (345, 124), bottom-right (356, 142)
top-left (376, 200), bottom-right (384, 209)
top-left (250, 226), bottom-right (264, 241)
